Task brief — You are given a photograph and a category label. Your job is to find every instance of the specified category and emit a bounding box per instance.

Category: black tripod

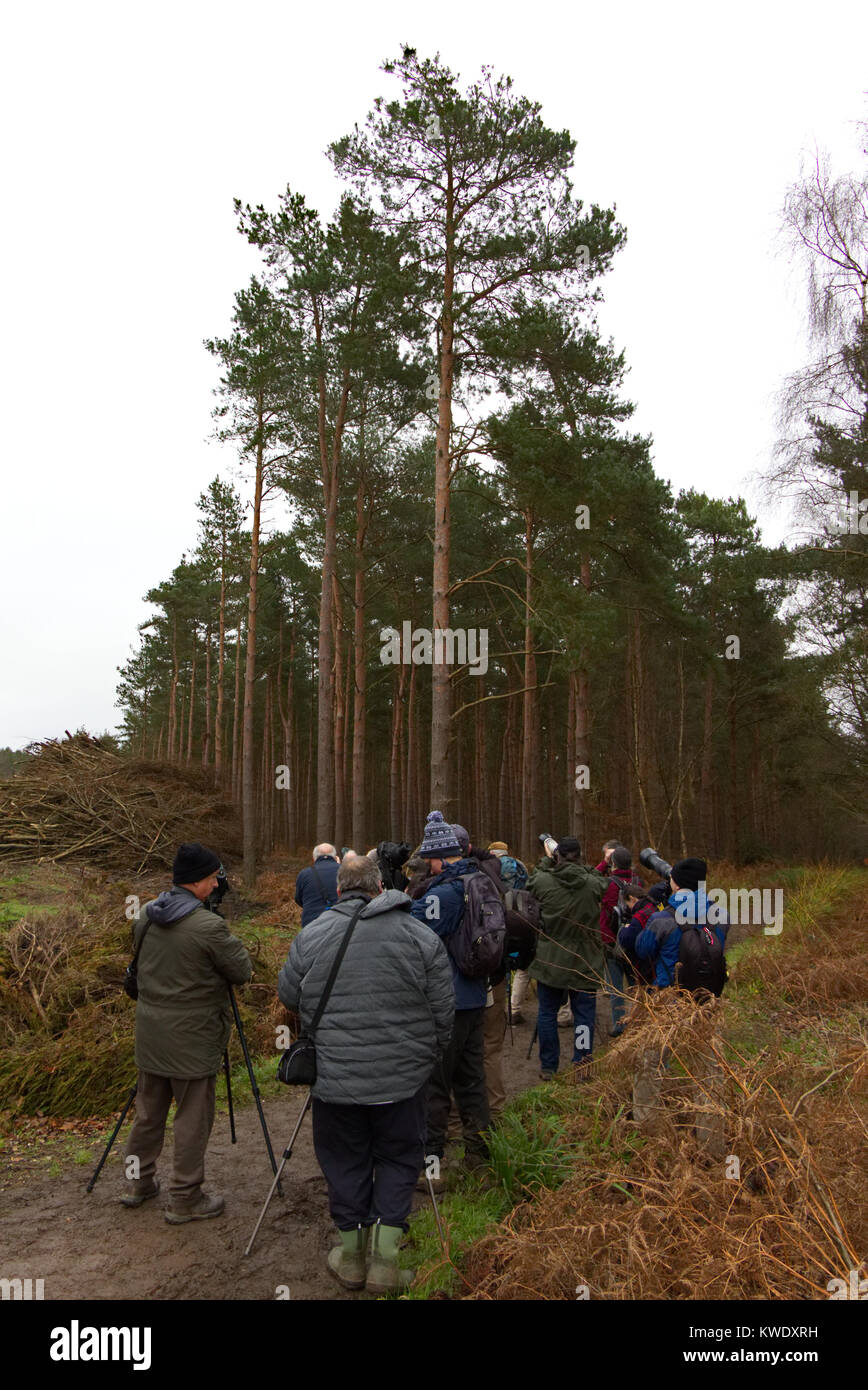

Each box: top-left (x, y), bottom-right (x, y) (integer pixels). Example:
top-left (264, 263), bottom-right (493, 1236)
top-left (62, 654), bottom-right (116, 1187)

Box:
top-left (86, 986), bottom-right (281, 1195)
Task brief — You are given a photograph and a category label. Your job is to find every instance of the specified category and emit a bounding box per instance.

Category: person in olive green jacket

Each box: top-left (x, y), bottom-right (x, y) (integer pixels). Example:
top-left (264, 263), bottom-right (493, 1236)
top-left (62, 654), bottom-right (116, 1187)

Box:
top-left (120, 842), bottom-right (252, 1223)
top-left (528, 838), bottom-right (607, 1080)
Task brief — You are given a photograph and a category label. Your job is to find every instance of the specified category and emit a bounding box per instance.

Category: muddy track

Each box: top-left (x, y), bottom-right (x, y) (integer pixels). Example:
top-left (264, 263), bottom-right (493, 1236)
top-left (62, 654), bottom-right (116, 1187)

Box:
top-left (0, 995), bottom-right (567, 1301)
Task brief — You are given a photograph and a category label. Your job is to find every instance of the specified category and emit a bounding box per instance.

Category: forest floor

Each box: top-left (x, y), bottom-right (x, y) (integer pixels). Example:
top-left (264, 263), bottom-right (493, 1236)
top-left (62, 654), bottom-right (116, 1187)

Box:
top-left (0, 975), bottom-right (549, 1302)
top-left (1, 858), bottom-right (852, 1301)
top-left (0, 856), bottom-right (551, 1301)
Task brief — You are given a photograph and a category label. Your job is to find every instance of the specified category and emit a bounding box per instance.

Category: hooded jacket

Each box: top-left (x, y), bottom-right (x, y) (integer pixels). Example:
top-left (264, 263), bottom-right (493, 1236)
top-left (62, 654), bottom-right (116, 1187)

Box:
top-left (277, 889), bottom-right (454, 1105)
top-left (635, 887), bottom-right (729, 988)
top-left (408, 858), bottom-right (488, 1010)
top-left (131, 887), bottom-right (253, 1077)
top-left (527, 857), bottom-right (607, 992)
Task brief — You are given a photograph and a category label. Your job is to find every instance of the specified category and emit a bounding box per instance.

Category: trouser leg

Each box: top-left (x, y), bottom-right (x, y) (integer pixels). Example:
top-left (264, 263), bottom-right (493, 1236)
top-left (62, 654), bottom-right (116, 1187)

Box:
top-left (451, 1007), bottom-right (490, 1156)
top-left (535, 982), bottom-right (564, 1073)
top-left (370, 1086), bottom-right (427, 1230)
top-left (168, 1075), bottom-right (216, 1206)
top-left (312, 1098), bottom-right (375, 1229)
top-left (511, 969), bottom-right (529, 1012)
top-left (124, 1071), bottom-right (172, 1186)
top-left (605, 953), bottom-right (627, 1030)
top-left (569, 990), bottom-right (597, 1065)
top-left (483, 978), bottom-right (507, 1122)
top-left (425, 1017), bottom-right (457, 1159)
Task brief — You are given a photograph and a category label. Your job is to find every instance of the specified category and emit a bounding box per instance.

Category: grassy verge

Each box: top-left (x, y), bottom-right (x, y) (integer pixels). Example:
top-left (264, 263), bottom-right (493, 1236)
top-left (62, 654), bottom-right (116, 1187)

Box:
top-left (401, 864), bottom-right (868, 1300)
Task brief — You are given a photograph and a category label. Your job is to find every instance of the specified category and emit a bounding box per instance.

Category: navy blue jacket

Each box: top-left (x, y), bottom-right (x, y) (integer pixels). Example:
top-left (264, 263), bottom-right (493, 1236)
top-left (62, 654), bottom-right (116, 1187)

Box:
top-left (294, 857), bottom-right (339, 928)
top-left (409, 858), bottom-right (487, 1010)
top-left (635, 888), bottom-right (728, 988)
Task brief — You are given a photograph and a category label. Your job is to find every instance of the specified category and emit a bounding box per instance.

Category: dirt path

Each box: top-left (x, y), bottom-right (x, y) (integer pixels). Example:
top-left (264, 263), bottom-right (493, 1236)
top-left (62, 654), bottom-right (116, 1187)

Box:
top-left (0, 991), bottom-right (611, 1302)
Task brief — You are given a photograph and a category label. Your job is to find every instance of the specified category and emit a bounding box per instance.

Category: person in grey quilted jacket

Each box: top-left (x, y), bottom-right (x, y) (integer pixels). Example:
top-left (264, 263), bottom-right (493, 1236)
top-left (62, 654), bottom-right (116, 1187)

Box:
top-left (277, 852), bottom-right (453, 1293)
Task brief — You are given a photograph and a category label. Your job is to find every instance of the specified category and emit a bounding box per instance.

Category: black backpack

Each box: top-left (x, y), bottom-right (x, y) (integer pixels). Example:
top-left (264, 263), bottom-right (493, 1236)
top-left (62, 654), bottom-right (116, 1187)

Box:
top-left (675, 920), bottom-right (727, 997)
top-left (446, 872), bottom-right (507, 979)
top-left (502, 888), bottom-right (540, 970)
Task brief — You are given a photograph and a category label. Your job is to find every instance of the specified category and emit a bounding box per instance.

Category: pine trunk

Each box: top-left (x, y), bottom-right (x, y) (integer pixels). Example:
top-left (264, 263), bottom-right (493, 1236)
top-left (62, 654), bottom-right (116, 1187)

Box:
top-left (242, 399), bottom-right (264, 887)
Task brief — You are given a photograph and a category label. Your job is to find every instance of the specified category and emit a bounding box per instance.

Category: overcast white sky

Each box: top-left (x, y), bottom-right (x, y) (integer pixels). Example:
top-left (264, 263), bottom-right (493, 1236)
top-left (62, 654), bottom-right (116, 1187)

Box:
top-left (1, 0), bottom-right (866, 748)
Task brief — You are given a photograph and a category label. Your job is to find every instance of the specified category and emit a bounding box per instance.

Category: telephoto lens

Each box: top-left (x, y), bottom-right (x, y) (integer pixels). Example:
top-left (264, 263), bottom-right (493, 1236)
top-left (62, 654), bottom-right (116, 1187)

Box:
top-left (639, 848), bottom-right (673, 881)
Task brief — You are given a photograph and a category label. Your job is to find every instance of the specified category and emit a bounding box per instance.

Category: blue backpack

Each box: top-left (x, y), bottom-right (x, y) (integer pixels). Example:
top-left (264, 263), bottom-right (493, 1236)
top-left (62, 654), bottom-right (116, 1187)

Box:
top-left (499, 855), bottom-right (528, 892)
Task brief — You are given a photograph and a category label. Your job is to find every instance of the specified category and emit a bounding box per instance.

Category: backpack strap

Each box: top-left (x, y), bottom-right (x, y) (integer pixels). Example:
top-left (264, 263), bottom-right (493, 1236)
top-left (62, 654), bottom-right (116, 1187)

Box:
top-left (130, 916), bottom-right (153, 966)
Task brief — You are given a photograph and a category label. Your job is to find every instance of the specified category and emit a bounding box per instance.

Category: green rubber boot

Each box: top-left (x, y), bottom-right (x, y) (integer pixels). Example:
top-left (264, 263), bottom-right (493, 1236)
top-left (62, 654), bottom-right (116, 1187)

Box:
top-left (326, 1225), bottom-right (368, 1290)
top-left (366, 1220), bottom-right (414, 1295)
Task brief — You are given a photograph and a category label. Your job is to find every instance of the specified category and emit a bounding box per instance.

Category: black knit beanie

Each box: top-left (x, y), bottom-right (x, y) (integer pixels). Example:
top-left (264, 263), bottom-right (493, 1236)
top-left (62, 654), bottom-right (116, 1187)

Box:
top-left (172, 842), bottom-right (221, 885)
top-left (670, 857), bottom-right (707, 893)
top-left (556, 836), bottom-right (582, 857)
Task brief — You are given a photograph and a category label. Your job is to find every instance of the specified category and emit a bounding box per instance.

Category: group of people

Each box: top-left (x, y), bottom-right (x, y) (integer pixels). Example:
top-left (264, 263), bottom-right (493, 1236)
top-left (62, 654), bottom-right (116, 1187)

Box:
top-left (119, 821), bottom-right (728, 1295)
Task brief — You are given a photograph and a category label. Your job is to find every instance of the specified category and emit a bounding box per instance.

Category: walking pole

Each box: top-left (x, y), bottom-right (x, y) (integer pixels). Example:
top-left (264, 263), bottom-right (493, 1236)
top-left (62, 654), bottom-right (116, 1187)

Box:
top-left (426, 1171), bottom-right (447, 1255)
top-left (526, 1021), bottom-right (538, 1062)
top-left (505, 966), bottom-right (514, 1048)
top-left (224, 1049), bottom-right (236, 1144)
top-left (244, 1091), bottom-right (312, 1258)
top-left (86, 1083), bottom-right (137, 1192)
top-left (227, 984), bottom-right (282, 1194)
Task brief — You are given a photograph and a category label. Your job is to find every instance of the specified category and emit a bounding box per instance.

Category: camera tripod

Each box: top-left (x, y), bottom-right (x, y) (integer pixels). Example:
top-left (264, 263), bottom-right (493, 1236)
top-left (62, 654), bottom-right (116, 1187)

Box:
top-left (86, 985), bottom-right (282, 1195)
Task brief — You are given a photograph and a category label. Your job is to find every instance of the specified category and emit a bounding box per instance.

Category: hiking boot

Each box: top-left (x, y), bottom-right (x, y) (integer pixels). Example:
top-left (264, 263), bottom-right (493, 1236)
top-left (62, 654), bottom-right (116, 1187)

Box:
top-left (608, 1025), bottom-right (625, 1038)
top-left (326, 1225), bottom-right (369, 1290)
top-left (557, 1004), bottom-right (572, 1028)
top-left (366, 1221), bottom-right (413, 1295)
top-left (416, 1164), bottom-right (446, 1194)
top-left (164, 1191), bottom-right (225, 1225)
top-left (539, 1070), bottom-right (556, 1082)
top-left (119, 1177), bottom-right (160, 1208)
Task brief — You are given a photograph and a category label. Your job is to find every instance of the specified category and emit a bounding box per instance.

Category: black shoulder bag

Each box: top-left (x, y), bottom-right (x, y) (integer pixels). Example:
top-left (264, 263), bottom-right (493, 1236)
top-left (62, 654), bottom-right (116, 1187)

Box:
top-left (277, 899), bottom-right (367, 1086)
top-left (124, 918), bottom-right (152, 1000)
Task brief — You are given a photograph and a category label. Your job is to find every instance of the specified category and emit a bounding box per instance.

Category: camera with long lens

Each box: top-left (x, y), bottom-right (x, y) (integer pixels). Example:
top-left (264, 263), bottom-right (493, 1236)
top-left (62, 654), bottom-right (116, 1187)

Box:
top-left (206, 866), bottom-right (230, 916)
top-left (538, 832), bottom-right (559, 859)
top-left (377, 840), bottom-right (412, 891)
top-left (639, 848), bottom-right (673, 882)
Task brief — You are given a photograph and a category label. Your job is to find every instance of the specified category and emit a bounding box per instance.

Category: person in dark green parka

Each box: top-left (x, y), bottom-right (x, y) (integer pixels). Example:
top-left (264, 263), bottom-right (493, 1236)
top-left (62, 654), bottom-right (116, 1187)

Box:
top-left (528, 838), bottom-right (606, 1079)
top-left (120, 842), bottom-right (252, 1223)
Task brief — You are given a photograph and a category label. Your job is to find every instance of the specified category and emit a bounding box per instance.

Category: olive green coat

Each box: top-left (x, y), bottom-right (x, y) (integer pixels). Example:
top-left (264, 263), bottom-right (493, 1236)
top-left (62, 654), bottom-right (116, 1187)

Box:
top-left (132, 894), bottom-right (252, 1078)
top-left (527, 858), bottom-right (607, 992)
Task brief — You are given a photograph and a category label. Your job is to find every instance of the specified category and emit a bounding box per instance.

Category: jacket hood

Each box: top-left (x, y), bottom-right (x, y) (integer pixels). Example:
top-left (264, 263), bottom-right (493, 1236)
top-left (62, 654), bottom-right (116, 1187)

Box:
top-left (145, 886), bottom-right (202, 925)
top-left (429, 858), bottom-right (476, 886)
top-left (330, 888), bottom-right (412, 918)
top-left (668, 886), bottom-right (710, 924)
top-left (544, 859), bottom-right (597, 886)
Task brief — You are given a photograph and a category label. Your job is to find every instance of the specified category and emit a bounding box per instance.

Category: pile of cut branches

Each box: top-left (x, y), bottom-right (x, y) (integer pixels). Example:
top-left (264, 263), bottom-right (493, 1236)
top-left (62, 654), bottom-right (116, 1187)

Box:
top-left (0, 735), bottom-right (240, 872)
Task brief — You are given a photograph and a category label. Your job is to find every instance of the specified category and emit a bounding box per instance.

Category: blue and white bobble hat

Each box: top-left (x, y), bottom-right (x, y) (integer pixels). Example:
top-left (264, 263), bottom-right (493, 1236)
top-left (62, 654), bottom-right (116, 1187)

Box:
top-left (419, 810), bottom-right (462, 858)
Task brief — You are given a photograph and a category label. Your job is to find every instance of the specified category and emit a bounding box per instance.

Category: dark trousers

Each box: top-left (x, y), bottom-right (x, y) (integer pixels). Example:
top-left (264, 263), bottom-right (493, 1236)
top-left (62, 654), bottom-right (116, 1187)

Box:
top-left (426, 1006), bottom-right (490, 1159)
top-left (311, 1086), bottom-right (427, 1231)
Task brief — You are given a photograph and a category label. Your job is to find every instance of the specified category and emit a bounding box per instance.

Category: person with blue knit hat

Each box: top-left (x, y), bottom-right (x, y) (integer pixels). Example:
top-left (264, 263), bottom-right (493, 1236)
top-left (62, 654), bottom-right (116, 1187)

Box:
top-left (409, 811), bottom-right (490, 1184)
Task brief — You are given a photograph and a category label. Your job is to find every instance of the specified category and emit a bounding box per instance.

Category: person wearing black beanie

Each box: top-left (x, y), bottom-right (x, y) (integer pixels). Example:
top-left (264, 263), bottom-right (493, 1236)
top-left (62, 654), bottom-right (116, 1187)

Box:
top-left (172, 842), bottom-right (222, 885)
top-left (670, 857), bottom-right (708, 894)
top-left (120, 843), bottom-right (252, 1224)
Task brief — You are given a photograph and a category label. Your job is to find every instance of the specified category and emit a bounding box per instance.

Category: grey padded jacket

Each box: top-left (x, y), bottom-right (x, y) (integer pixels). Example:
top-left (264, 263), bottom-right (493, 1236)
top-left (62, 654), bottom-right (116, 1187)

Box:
top-left (277, 889), bottom-right (455, 1105)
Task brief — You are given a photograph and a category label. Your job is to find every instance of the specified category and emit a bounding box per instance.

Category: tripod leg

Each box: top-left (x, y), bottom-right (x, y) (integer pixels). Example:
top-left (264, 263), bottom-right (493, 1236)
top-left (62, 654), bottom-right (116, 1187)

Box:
top-left (224, 1050), bottom-right (236, 1144)
top-left (426, 1173), bottom-right (447, 1255)
top-left (243, 1092), bottom-right (312, 1258)
top-left (86, 1084), bottom-right (138, 1193)
top-left (227, 985), bottom-right (282, 1195)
